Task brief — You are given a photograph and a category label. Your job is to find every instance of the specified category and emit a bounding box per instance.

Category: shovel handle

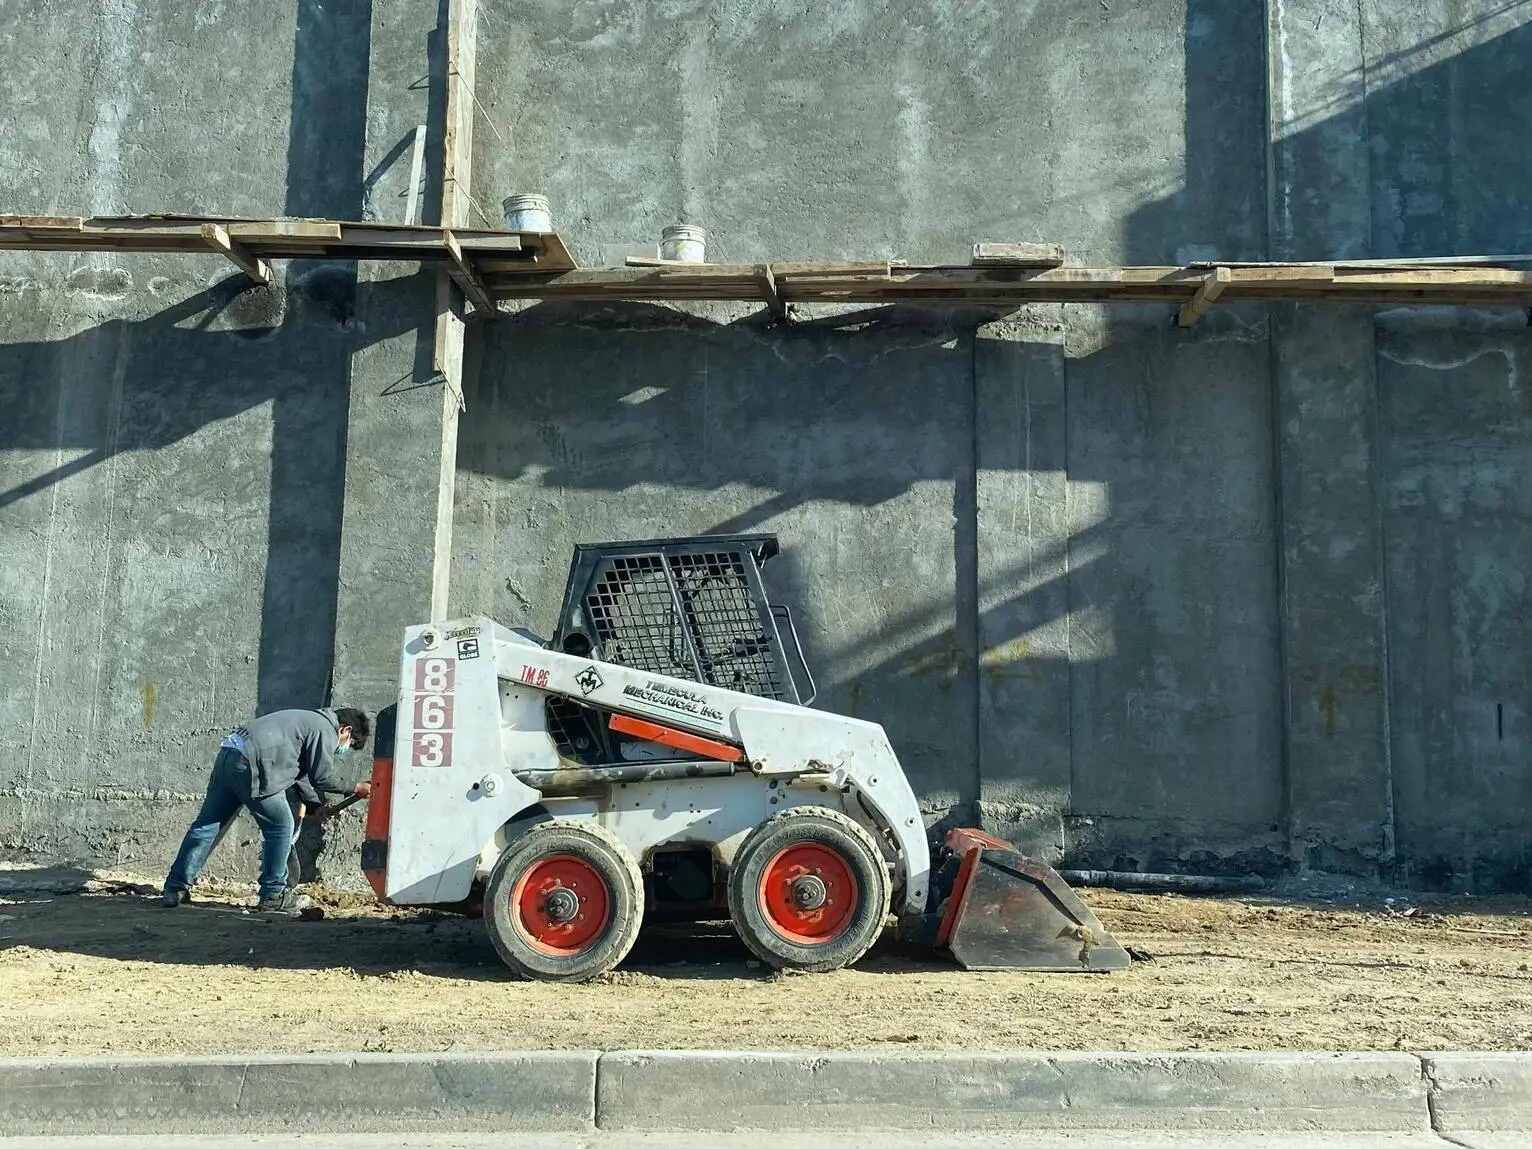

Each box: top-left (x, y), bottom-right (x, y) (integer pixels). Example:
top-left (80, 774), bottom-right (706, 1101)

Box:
top-left (317, 792), bottom-right (365, 818)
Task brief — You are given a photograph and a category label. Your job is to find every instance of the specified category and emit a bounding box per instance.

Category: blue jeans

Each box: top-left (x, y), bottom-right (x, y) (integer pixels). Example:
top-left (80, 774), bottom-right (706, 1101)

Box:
top-left (165, 747), bottom-right (295, 900)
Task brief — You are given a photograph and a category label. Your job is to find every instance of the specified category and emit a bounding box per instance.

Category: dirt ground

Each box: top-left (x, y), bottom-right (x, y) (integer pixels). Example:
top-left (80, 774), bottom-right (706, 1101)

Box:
top-left (1, 868), bottom-right (1528, 1056)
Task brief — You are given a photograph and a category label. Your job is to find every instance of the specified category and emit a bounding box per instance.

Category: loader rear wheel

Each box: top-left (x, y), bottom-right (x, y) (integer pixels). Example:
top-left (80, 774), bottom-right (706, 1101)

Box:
top-left (727, 806), bottom-right (891, 973)
top-left (484, 818), bottom-right (643, 983)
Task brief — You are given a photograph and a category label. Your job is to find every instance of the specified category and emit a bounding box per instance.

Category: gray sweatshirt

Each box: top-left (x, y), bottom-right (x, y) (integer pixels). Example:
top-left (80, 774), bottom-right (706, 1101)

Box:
top-left (230, 708), bottom-right (353, 801)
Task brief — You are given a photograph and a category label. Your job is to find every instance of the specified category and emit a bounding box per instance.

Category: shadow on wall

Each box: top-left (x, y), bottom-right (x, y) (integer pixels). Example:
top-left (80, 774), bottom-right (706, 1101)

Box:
top-left (3, 3), bottom-right (1528, 891)
top-left (0, 271), bottom-right (432, 709)
top-left (452, 0), bottom-right (1280, 872)
top-left (455, 7), bottom-right (1532, 890)
top-left (267, 0), bottom-right (378, 708)
top-left (457, 305), bottom-right (991, 820)
top-left (1121, 4), bottom-right (1532, 890)
top-left (0, 0), bottom-right (384, 717)
top-left (0, 0), bottom-right (482, 881)
top-left (457, 296), bottom-right (1284, 874)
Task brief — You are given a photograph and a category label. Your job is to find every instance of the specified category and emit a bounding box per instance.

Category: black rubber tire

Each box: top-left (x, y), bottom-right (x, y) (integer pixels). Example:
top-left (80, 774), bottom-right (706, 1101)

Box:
top-left (727, 806), bottom-right (892, 973)
top-left (484, 818), bottom-right (644, 983)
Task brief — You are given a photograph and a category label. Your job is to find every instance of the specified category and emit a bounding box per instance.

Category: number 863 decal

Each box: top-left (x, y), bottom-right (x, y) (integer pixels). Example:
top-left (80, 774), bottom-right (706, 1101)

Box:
top-left (412, 655), bottom-right (455, 767)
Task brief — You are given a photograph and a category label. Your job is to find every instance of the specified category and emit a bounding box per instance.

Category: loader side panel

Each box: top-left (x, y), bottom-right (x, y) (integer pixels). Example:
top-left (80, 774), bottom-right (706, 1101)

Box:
top-left (382, 619), bottom-right (544, 904)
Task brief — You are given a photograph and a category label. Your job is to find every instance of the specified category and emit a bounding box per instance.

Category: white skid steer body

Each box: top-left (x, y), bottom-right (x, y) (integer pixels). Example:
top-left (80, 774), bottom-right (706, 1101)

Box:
top-left (365, 616), bottom-right (930, 980)
top-left (358, 536), bottom-right (1131, 983)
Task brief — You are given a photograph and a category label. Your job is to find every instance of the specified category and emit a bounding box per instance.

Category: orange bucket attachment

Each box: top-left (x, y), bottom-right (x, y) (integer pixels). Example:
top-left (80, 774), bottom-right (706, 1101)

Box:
top-left (934, 828), bottom-right (1131, 972)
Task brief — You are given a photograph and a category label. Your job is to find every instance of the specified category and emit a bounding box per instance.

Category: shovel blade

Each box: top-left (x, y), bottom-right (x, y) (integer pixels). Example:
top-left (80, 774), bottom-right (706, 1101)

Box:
top-left (939, 828), bottom-right (1131, 972)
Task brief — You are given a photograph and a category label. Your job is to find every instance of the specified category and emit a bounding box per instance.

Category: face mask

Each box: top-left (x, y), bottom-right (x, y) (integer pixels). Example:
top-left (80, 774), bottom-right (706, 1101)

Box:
top-left (335, 742), bottom-right (352, 756)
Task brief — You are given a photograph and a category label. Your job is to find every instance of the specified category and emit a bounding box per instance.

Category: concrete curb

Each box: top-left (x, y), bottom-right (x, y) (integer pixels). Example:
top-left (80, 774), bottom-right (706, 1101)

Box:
top-left (0, 1052), bottom-right (597, 1134)
top-left (598, 1051), bottom-right (1428, 1133)
top-left (0, 1050), bottom-right (1526, 1136)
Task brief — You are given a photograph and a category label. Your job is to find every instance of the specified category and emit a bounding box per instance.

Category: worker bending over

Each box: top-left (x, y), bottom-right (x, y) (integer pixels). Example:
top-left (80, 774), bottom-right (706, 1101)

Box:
top-left (162, 707), bottom-right (372, 915)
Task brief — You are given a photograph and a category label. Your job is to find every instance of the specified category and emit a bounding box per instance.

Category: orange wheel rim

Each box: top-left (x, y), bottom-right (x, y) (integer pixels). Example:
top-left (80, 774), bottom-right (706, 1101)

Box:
top-left (511, 855), bottom-right (610, 957)
top-left (757, 843), bottom-right (858, 944)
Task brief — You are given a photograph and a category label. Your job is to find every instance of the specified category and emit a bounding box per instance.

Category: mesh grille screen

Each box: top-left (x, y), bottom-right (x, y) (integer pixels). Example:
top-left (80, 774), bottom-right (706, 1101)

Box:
top-left (583, 550), bottom-right (789, 699)
top-left (546, 696), bottom-right (601, 761)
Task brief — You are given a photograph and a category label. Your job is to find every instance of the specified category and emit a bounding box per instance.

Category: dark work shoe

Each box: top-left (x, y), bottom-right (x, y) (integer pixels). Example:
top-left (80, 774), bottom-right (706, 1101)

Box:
top-left (256, 890), bottom-right (311, 917)
top-left (162, 887), bottom-right (191, 907)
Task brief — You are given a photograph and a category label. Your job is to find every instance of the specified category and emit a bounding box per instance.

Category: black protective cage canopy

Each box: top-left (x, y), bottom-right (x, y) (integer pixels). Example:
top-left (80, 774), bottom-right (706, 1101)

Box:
top-left (551, 533), bottom-right (815, 707)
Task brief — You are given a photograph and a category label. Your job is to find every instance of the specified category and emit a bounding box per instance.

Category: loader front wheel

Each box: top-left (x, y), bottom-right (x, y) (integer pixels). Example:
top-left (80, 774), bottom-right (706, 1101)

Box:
top-left (484, 818), bottom-right (643, 983)
top-left (728, 806), bottom-right (891, 973)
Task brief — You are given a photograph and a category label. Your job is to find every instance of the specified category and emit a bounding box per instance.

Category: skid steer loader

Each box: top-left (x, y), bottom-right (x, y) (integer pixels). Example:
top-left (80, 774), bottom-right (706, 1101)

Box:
top-left (359, 534), bottom-right (1130, 982)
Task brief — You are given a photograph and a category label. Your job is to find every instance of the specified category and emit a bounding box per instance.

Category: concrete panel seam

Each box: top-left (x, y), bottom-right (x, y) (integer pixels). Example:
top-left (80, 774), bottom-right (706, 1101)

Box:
top-left (1267, 305), bottom-right (1294, 865)
top-left (1368, 314), bottom-right (1398, 870)
top-left (960, 328), bottom-right (981, 818)
top-left (593, 1045), bottom-right (606, 1131)
top-left (1419, 1052), bottom-right (1532, 1136)
top-left (1420, 1052), bottom-right (1444, 1137)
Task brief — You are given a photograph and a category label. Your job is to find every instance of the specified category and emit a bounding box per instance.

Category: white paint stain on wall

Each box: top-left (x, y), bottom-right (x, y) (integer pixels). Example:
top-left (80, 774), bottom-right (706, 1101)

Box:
top-left (675, 20), bottom-right (720, 226)
top-left (1272, 0), bottom-right (1295, 249)
top-left (894, 61), bottom-right (931, 255)
top-left (86, 0), bottom-right (142, 217)
top-left (1379, 345), bottom-right (1520, 393)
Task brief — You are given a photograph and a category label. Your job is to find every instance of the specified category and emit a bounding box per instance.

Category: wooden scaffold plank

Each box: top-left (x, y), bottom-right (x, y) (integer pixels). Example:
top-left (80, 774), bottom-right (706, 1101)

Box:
top-left (6, 212), bottom-right (1532, 310)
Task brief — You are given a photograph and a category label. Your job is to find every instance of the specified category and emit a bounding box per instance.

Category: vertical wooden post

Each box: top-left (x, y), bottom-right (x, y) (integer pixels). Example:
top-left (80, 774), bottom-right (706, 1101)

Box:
top-left (429, 0), bottom-right (477, 619)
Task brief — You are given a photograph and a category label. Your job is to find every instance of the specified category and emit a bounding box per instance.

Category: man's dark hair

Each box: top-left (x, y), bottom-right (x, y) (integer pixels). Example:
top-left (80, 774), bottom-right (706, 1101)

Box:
top-left (335, 707), bottom-right (371, 752)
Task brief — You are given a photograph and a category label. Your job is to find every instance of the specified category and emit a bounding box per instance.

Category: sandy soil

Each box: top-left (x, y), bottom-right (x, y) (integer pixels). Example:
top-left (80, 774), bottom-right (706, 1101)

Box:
top-left (1, 869), bottom-right (1528, 1056)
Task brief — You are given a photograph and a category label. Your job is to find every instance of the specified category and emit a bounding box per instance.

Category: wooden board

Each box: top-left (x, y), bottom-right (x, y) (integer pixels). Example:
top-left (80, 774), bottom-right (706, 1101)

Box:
top-left (4, 214), bottom-right (1529, 309)
top-left (435, 0), bottom-right (476, 392)
top-left (442, 229), bottom-right (495, 312)
top-left (0, 215), bottom-right (576, 280)
top-left (483, 261), bottom-right (1532, 308)
top-left (201, 223), bottom-right (270, 284)
top-left (971, 242), bottom-right (1066, 268)
top-left (1178, 266), bottom-right (1231, 326)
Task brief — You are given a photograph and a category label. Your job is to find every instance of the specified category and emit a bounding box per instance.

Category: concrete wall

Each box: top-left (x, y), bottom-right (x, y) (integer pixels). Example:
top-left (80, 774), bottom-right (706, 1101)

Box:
top-left (2, 0), bottom-right (1529, 892)
top-left (0, 0), bottom-right (447, 881)
top-left (455, 0), bottom-right (1532, 889)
